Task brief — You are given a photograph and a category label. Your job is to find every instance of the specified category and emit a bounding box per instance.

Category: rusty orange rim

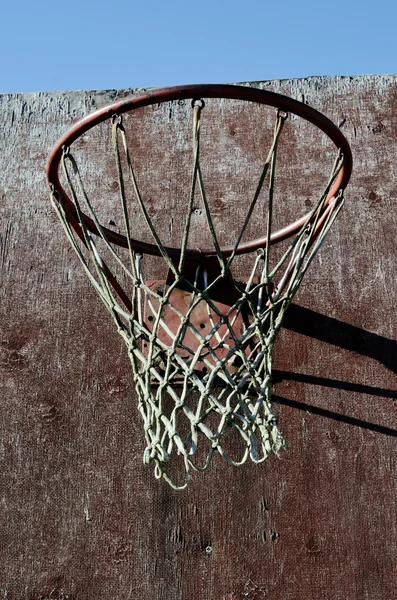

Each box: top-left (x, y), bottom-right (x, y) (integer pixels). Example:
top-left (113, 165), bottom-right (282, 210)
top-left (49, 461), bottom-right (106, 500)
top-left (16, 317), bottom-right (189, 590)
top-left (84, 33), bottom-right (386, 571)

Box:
top-left (47, 84), bottom-right (352, 260)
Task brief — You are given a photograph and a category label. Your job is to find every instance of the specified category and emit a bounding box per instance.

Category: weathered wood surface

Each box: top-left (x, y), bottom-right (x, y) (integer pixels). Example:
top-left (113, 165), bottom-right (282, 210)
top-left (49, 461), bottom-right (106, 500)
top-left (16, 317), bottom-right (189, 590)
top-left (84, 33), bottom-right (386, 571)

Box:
top-left (1, 75), bottom-right (397, 599)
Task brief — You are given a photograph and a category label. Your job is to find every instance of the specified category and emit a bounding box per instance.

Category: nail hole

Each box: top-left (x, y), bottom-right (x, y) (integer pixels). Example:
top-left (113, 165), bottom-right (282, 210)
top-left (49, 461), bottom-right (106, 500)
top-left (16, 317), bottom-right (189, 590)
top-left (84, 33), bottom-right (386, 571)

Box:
top-left (200, 323), bottom-right (206, 329)
top-left (148, 315), bottom-right (154, 322)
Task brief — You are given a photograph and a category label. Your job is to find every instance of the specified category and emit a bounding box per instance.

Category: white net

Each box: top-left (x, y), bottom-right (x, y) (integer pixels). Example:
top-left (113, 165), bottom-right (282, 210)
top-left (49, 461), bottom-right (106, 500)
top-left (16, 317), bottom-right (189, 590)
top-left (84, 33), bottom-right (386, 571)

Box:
top-left (50, 100), bottom-right (345, 488)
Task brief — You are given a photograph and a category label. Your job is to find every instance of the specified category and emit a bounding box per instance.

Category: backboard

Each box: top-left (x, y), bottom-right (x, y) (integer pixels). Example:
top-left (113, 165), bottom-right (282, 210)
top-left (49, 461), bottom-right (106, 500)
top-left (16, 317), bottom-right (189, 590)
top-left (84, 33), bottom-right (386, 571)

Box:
top-left (1, 75), bottom-right (396, 599)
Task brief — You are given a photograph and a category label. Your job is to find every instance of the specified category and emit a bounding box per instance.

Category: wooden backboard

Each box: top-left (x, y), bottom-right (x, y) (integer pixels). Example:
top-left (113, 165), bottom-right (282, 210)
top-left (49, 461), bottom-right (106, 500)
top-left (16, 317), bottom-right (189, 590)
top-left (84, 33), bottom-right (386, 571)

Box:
top-left (1, 75), bottom-right (396, 599)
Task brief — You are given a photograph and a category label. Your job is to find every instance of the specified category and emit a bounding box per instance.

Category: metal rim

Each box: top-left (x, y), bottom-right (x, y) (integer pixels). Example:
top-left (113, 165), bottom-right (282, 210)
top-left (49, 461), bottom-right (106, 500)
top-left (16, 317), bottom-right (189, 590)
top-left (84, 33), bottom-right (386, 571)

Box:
top-left (46, 83), bottom-right (353, 260)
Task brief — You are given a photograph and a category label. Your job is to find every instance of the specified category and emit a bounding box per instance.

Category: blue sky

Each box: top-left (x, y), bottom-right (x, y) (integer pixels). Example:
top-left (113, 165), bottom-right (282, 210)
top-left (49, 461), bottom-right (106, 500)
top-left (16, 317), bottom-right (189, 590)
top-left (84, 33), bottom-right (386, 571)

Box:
top-left (1, 0), bottom-right (395, 93)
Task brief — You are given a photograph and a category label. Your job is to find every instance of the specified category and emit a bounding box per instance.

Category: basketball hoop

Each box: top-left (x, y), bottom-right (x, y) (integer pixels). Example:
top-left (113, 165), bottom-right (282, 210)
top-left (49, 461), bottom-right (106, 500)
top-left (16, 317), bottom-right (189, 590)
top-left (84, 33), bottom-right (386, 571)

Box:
top-left (47, 84), bottom-right (352, 488)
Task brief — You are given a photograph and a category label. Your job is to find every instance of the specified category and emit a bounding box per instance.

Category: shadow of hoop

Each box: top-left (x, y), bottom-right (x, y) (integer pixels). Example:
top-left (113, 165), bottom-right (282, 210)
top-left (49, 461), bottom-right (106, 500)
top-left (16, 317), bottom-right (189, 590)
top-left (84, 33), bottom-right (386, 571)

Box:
top-left (272, 303), bottom-right (397, 437)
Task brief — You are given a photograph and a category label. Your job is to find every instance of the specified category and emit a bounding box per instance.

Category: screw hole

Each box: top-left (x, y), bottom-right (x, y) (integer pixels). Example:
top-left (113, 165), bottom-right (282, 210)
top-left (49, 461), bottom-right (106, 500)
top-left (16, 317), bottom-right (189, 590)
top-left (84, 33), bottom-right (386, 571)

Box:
top-left (148, 315), bottom-right (154, 322)
top-left (200, 323), bottom-right (206, 329)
